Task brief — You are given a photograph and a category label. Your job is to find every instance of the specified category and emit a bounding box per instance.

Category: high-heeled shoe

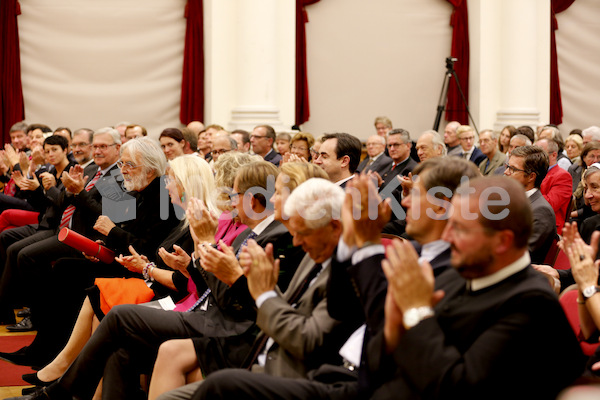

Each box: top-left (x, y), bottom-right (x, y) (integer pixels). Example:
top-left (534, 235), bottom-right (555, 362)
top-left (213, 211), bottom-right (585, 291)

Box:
top-left (21, 372), bottom-right (57, 387)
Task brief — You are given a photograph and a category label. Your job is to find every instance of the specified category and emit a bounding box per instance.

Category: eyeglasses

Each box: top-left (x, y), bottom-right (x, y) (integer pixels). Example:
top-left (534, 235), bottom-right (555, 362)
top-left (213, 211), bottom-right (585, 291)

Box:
top-left (72, 142), bottom-right (91, 148)
top-left (164, 176), bottom-right (177, 186)
top-left (460, 137), bottom-right (475, 142)
top-left (212, 149), bottom-right (231, 156)
top-left (505, 164), bottom-right (528, 175)
top-left (93, 143), bottom-right (118, 151)
top-left (228, 192), bottom-right (240, 200)
top-left (250, 135), bottom-right (268, 140)
top-left (291, 145), bottom-right (308, 152)
top-left (117, 160), bottom-right (141, 170)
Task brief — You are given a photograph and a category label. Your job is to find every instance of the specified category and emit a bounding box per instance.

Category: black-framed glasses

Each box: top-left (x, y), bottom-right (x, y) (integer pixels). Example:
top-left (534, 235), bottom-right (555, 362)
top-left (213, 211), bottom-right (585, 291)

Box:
top-left (92, 143), bottom-right (118, 151)
top-left (212, 149), bottom-right (231, 156)
top-left (117, 160), bottom-right (141, 170)
top-left (505, 164), bottom-right (527, 175)
top-left (228, 192), bottom-right (240, 201)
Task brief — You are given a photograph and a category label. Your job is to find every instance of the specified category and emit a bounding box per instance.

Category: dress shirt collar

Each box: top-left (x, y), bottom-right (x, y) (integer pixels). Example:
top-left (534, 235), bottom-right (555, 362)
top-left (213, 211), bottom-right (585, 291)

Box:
top-left (418, 240), bottom-right (450, 264)
top-left (252, 214), bottom-right (275, 236)
top-left (468, 251), bottom-right (530, 292)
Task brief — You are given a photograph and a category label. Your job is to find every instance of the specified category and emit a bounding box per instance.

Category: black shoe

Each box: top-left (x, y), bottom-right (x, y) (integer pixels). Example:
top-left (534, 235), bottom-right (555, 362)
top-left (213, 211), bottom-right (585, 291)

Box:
top-left (17, 308), bottom-right (31, 318)
top-left (0, 346), bottom-right (36, 366)
top-left (22, 372), bottom-right (57, 387)
top-left (6, 316), bottom-right (35, 332)
top-left (22, 386), bottom-right (44, 396)
top-left (4, 387), bottom-right (48, 399)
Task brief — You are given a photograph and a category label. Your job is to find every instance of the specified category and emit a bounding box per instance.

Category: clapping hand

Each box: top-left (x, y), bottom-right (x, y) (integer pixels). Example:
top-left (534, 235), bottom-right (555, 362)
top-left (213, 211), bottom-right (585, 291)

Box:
top-left (240, 240), bottom-right (279, 300)
top-left (158, 245), bottom-right (191, 276)
top-left (115, 245), bottom-right (149, 274)
top-left (198, 240), bottom-right (243, 286)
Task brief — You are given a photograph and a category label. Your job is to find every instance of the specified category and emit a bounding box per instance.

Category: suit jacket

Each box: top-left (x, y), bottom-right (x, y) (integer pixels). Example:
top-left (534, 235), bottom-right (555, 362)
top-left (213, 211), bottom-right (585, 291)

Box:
top-left (251, 253), bottom-right (359, 379)
top-left (356, 153), bottom-right (393, 176)
top-left (528, 189), bottom-right (557, 264)
top-left (367, 266), bottom-right (585, 400)
top-left (540, 165), bottom-right (573, 234)
top-left (327, 242), bottom-right (451, 396)
top-left (463, 147), bottom-right (487, 166)
top-left (264, 150), bottom-right (282, 166)
top-left (379, 157), bottom-right (417, 200)
top-left (478, 151), bottom-right (506, 176)
top-left (104, 176), bottom-right (180, 258)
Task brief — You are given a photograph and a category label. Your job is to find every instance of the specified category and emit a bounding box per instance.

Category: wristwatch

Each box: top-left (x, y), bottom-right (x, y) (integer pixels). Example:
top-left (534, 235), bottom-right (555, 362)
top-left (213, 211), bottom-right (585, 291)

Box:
top-left (403, 306), bottom-right (434, 330)
top-left (582, 285), bottom-right (600, 302)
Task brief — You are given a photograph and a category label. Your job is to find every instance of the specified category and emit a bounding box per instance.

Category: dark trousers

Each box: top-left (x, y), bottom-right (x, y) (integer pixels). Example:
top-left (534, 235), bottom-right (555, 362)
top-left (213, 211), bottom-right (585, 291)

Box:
top-left (191, 368), bottom-right (359, 400)
top-left (0, 193), bottom-right (35, 213)
top-left (49, 304), bottom-right (197, 400)
top-left (0, 225), bottom-right (53, 314)
top-left (28, 257), bottom-right (136, 360)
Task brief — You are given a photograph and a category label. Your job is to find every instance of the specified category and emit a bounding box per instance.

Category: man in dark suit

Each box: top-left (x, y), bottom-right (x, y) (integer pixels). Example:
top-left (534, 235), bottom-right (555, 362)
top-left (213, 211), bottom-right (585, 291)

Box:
top-left (250, 125), bottom-right (281, 166)
top-left (366, 177), bottom-right (585, 399)
top-left (504, 145), bottom-right (557, 264)
top-left (375, 129), bottom-right (417, 200)
top-left (356, 135), bottom-right (391, 175)
top-left (313, 133), bottom-right (362, 188)
top-left (455, 125), bottom-right (486, 166)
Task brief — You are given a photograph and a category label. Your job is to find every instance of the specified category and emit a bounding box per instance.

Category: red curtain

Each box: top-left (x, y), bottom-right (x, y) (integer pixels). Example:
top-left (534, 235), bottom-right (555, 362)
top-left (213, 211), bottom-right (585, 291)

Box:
top-left (550, 0), bottom-right (576, 125)
top-left (0, 0), bottom-right (25, 144)
top-left (180, 0), bottom-right (204, 125)
top-left (295, 0), bottom-right (320, 126)
top-left (445, 0), bottom-right (469, 125)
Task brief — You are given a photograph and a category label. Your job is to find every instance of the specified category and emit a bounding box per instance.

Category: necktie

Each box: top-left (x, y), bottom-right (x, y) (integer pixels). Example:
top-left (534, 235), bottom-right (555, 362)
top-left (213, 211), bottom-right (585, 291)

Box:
top-left (184, 287), bottom-right (212, 312)
top-left (391, 163), bottom-right (397, 171)
top-left (462, 152), bottom-right (469, 159)
top-left (367, 158), bottom-right (374, 166)
top-left (59, 170), bottom-right (102, 230)
top-left (236, 231), bottom-right (258, 258)
top-left (244, 262), bottom-right (323, 368)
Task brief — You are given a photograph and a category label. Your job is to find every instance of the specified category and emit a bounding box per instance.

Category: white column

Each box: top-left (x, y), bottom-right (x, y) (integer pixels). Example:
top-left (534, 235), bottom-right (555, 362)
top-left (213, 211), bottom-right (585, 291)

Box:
top-left (470, 0), bottom-right (550, 132)
top-left (229, 0), bottom-right (295, 131)
top-left (203, 0), bottom-right (295, 131)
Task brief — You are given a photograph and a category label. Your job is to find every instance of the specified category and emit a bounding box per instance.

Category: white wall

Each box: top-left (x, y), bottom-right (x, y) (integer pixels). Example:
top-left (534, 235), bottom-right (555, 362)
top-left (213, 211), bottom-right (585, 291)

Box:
top-left (19, 0), bottom-right (187, 137)
top-left (301, 0), bottom-right (453, 141)
top-left (556, 0), bottom-right (600, 134)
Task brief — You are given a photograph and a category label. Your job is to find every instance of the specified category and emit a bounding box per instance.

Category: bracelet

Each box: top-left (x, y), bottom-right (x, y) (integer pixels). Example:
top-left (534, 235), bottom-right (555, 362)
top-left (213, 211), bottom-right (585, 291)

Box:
top-left (142, 262), bottom-right (156, 281)
top-left (148, 265), bottom-right (156, 282)
top-left (577, 298), bottom-right (586, 305)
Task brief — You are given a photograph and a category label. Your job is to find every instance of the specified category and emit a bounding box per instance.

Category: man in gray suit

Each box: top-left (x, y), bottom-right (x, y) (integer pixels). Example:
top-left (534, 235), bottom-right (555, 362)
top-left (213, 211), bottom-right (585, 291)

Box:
top-left (154, 178), bottom-right (360, 399)
top-left (504, 145), bottom-right (557, 264)
top-left (356, 135), bottom-right (391, 175)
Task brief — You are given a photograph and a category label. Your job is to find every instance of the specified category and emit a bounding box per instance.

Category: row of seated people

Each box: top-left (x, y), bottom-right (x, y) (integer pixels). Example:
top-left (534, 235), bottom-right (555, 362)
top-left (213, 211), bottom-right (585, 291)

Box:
top-left (0, 120), bottom-right (596, 400)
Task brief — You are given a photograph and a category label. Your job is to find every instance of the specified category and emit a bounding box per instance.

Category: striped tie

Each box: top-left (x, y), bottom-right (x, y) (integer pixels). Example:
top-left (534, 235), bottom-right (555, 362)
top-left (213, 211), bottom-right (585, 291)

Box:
top-left (59, 170), bottom-right (102, 230)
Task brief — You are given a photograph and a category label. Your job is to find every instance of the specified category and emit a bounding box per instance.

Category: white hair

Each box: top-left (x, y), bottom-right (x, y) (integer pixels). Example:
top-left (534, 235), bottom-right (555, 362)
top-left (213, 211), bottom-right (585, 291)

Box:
top-left (283, 178), bottom-right (345, 229)
top-left (121, 136), bottom-right (167, 177)
top-left (583, 126), bottom-right (600, 141)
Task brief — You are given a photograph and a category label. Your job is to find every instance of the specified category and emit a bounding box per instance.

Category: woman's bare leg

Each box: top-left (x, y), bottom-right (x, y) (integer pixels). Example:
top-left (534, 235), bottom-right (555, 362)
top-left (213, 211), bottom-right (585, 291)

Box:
top-left (36, 297), bottom-right (96, 382)
top-left (148, 339), bottom-right (202, 400)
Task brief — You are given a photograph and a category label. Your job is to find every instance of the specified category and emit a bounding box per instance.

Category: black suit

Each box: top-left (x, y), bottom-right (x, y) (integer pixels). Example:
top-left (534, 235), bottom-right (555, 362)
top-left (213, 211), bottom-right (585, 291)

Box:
top-left (528, 189), bottom-right (557, 264)
top-left (264, 149), bottom-right (282, 166)
top-left (367, 265), bottom-right (585, 400)
top-left (379, 157), bottom-right (417, 203)
top-left (44, 217), bottom-right (300, 400)
top-left (356, 153), bottom-right (392, 176)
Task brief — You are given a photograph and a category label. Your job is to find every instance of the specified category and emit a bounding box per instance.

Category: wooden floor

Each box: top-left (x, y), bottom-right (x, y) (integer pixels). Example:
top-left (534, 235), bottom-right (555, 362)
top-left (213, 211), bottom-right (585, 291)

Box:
top-left (0, 310), bottom-right (36, 399)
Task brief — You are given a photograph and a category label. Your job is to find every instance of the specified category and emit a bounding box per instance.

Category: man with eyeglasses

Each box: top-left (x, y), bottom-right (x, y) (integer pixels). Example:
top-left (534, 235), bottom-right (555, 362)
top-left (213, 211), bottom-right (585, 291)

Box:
top-left (374, 129), bottom-right (417, 199)
top-left (211, 134), bottom-right (238, 163)
top-left (250, 125), bottom-right (281, 166)
top-left (504, 145), bottom-right (557, 264)
top-left (356, 135), bottom-right (391, 175)
top-left (70, 128), bottom-right (95, 168)
top-left (456, 125), bottom-right (486, 166)
top-left (0, 128), bottom-right (125, 362)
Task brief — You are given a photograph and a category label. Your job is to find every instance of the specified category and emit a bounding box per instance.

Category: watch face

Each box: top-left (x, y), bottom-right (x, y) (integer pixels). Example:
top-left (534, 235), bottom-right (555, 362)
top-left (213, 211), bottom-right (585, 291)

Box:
top-left (583, 286), bottom-right (598, 298)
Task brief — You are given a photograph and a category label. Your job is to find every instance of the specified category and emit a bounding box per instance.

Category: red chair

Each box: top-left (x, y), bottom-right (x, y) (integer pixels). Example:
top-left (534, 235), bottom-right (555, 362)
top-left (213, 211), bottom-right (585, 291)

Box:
top-left (559, 285), bottom-right (600, 356)
top-left (543, 235), bottom-right (560, 267)
top-left (554, 248), bottom-right (571, 270)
